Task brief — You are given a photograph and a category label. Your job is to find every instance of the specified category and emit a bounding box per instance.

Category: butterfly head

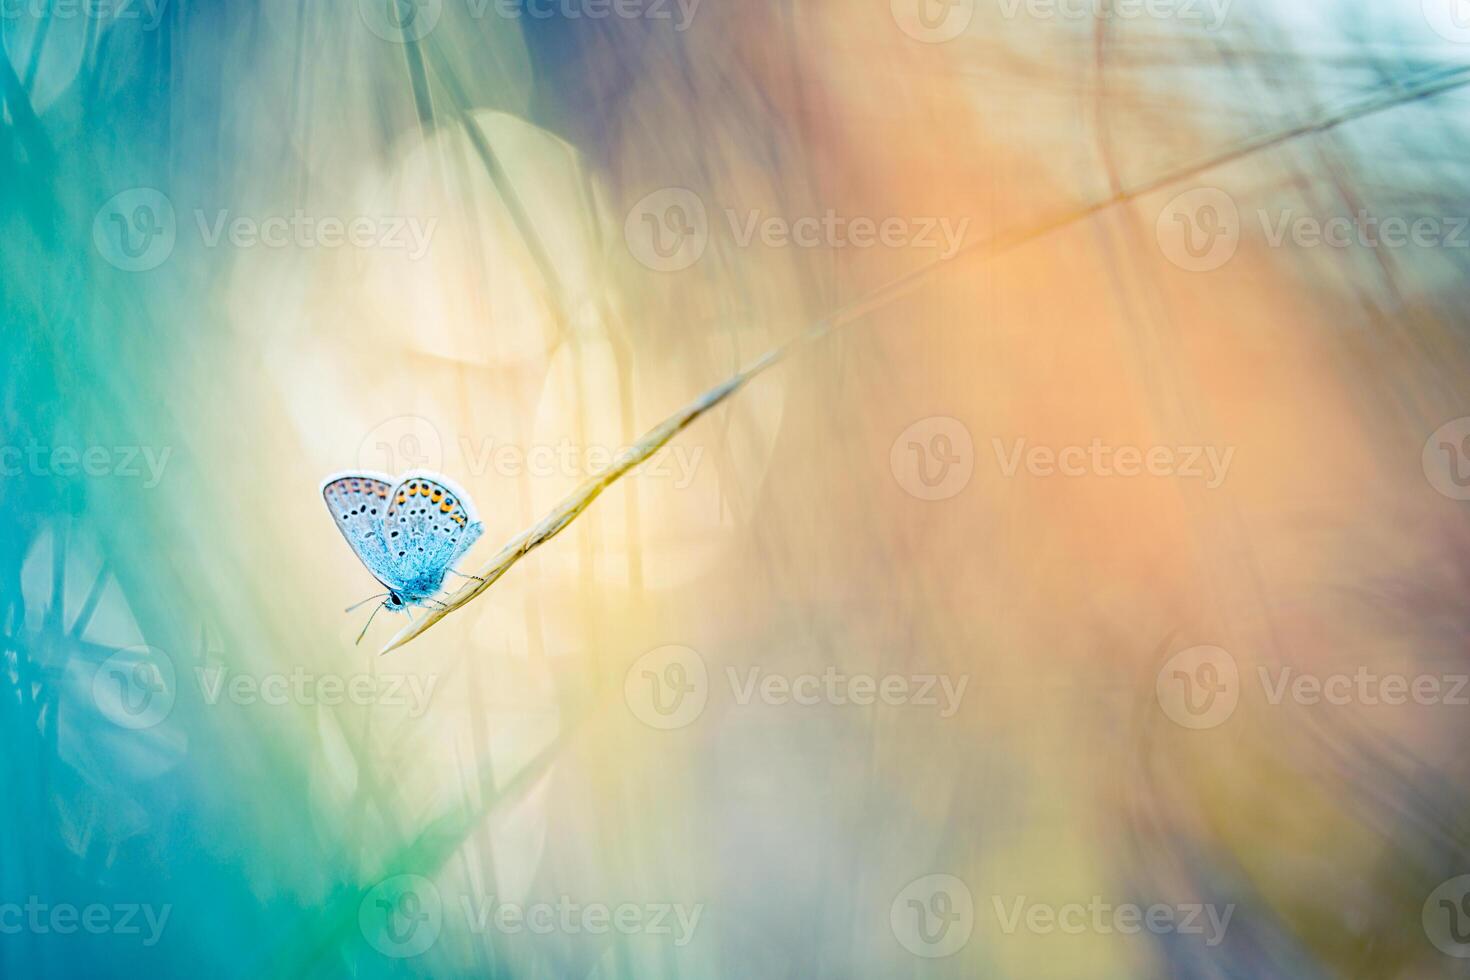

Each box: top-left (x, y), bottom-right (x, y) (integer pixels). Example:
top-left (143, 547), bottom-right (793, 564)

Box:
top-left (350, 591), bottom-right (409, 645)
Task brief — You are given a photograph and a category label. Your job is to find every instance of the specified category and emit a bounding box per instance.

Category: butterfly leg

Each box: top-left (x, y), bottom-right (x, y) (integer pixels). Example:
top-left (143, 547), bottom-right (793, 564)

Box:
top-left (447, 569), bottom-right (487, 586)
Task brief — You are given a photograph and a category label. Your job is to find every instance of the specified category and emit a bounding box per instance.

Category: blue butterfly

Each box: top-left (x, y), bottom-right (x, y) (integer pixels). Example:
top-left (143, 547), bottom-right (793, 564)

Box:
top-left (320, 469), bottom-right (485, 642)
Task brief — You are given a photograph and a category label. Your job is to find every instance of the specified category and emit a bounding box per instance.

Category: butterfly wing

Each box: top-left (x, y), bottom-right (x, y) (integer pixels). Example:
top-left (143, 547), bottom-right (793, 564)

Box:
top-left (383, 470), bottom-right (482, 596)
top-left (321, 471), bottom-right (403, 589)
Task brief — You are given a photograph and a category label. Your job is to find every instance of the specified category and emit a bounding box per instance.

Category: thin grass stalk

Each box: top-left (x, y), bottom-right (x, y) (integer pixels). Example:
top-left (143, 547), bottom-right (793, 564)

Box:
top-left (380, 61), bottom-right (1470, 656)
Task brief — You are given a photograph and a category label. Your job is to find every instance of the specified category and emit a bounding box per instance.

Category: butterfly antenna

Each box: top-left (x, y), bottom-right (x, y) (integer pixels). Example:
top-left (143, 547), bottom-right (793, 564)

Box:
top-left (355, 603), bottom-right (385, 645)
top-left (345, 592), bottom-right (389, 614)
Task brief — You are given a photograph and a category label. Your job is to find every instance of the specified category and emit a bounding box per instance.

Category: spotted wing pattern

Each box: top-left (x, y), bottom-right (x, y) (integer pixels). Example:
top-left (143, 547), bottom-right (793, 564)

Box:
top-left (321, 471), bottom-right (400, 588)
top-left (383, 471), bottom-right (483, 595)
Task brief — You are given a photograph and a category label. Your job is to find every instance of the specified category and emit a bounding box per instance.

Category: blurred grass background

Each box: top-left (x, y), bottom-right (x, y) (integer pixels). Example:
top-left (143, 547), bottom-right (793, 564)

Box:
top-left (6, 0), bottom-right (1470, 976)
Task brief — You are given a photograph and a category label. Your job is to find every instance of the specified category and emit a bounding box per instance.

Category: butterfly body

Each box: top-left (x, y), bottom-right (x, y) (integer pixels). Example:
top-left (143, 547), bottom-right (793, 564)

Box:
top-left (321, 469), bottom-right (484, 636)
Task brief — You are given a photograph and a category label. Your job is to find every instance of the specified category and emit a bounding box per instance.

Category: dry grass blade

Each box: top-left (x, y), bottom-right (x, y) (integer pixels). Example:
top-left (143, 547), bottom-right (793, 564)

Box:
top-left (379, 220), bottom-right (964, 656)
top-left (379, 62), bottom-right (1470, 655)
top-left (379, 348), bottom-right (785, 654)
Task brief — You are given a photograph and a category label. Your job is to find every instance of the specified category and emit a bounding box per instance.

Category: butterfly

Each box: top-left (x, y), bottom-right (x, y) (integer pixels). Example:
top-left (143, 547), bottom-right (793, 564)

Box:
top-left (320, 469), bottom-right (485, 643)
